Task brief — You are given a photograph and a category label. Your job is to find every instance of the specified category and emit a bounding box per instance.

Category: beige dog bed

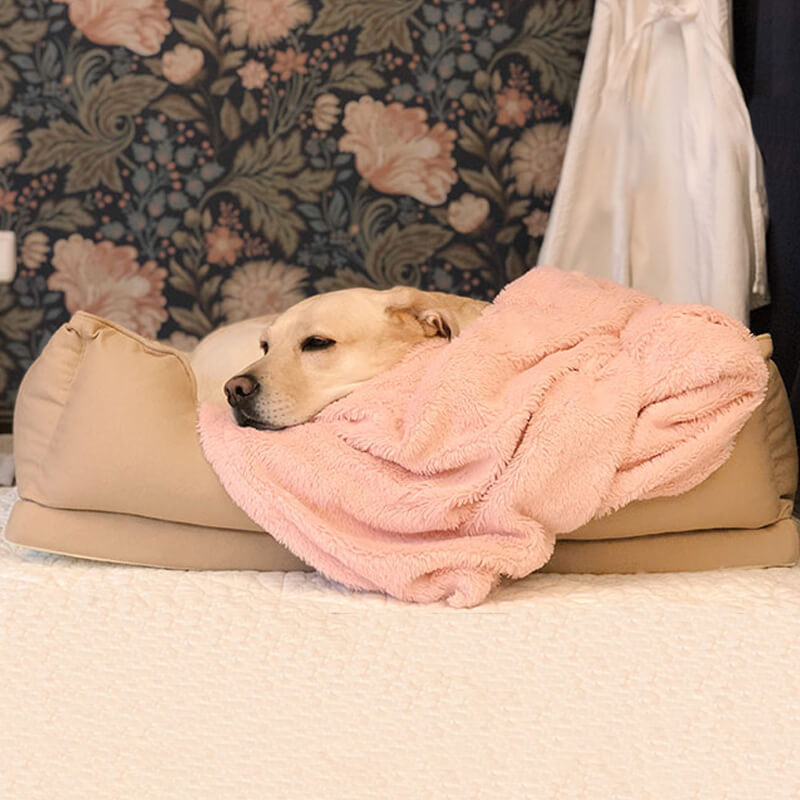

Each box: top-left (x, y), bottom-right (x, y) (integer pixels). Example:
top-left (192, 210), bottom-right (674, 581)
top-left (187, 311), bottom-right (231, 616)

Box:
top-left (5, 311), bottom-right (799, 575)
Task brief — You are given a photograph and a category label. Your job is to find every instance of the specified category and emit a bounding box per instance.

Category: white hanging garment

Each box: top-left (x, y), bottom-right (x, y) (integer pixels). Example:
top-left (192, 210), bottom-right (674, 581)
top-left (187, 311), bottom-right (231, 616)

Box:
top-left (538, 0), bottom-right (768, 324)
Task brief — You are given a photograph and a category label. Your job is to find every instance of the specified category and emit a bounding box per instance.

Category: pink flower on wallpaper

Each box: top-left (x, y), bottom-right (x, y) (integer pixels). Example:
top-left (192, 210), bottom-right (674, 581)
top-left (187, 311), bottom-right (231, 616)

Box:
top-left (237, 60), bottom-right (269, 90)
top-left (312, 93), bottom-right (340, 131)
top-left (49, 234), bottom-right (167, 338)
top-left (221, 260), bottom-right (307, 322)
top-left (162, 44), bottom-right (204, 85)
top-left (339, 97), bottom-right (457, 206)
top-left (511, 123), bottom-right (569, 196)
top-left (271, 48), bottom-right (308, 81)
top-left (495, 88), bottom-right (533, 128)
top-left (448, 193), bottom-right (490, 234)
top-left (226, 0), bottom-right (311, 48)
top-left (55, 0), bottom-right (172, 56)
top-left (205, 226), bottom-right (244, 266)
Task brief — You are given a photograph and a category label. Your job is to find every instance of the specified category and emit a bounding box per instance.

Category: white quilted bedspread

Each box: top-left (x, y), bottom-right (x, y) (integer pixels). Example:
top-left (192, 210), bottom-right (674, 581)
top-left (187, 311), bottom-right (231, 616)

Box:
top-left (1, 487), bottom-right (799, 799)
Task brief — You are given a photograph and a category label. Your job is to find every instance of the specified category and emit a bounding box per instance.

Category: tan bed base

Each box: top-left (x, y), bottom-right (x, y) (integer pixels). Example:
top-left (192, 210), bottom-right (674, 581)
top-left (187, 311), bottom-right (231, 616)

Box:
top-left (8, 497), bottom-right (798, 576)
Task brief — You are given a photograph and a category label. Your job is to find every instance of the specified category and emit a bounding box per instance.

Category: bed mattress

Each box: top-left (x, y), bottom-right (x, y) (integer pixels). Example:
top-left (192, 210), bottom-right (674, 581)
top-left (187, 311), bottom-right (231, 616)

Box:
top-left (1, 487), bottom-right (799, 799)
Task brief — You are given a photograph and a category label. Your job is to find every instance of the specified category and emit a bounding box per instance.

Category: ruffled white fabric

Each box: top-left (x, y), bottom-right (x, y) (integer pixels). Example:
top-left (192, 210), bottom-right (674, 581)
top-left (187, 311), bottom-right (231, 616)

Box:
top-left (540, 0), bottom-right (768, 324)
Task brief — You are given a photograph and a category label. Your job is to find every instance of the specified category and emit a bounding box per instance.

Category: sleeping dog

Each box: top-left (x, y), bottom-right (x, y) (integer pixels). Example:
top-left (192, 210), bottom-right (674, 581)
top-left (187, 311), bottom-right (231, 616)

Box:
top-left (191, 286), bottom-right (488, 430)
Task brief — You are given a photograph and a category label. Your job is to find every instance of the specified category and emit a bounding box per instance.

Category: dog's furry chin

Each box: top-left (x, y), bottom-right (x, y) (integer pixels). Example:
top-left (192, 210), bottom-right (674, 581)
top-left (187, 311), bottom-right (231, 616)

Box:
top-left (233, 409), bottom-right (285, 431)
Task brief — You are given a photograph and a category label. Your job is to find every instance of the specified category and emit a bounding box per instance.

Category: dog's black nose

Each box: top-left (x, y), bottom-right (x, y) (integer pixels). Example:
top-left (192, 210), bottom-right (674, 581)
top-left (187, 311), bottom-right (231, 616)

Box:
top-left (224, 374), bottom-right (259, 407)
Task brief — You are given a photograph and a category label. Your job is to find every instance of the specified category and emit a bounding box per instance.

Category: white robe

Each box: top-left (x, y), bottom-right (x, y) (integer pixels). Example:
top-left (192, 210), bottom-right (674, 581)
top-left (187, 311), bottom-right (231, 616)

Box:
top-left (538, 0), bottom-right (768, 325)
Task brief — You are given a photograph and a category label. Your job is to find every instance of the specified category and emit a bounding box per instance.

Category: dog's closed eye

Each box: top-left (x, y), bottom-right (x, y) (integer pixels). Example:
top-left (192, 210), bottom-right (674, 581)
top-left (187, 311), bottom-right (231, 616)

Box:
top-left (260, 341), bottom-right (269, 355)
top-left (301, 336), bottom-right (336, 352)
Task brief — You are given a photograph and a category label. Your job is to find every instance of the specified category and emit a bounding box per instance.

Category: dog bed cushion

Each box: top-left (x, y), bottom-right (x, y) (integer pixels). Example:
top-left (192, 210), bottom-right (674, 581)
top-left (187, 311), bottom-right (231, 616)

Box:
top-left (5, 310), bottom-right (798, 575)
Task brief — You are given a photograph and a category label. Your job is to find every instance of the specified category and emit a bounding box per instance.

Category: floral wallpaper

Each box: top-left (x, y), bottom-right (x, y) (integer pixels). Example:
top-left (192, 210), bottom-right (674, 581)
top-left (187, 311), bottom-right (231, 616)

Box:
top-left (0, 0), bottom-right (592, 418)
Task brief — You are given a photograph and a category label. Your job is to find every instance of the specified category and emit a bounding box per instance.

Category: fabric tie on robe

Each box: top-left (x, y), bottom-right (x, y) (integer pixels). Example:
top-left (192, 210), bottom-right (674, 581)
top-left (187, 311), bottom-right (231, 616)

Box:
top-left (199, 268), bottom-right (768, 607)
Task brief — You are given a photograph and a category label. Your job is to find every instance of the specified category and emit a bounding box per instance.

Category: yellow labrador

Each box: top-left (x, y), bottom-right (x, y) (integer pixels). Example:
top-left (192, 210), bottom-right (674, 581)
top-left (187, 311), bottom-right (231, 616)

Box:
top-left (191, 286), bottom-right (488, 430)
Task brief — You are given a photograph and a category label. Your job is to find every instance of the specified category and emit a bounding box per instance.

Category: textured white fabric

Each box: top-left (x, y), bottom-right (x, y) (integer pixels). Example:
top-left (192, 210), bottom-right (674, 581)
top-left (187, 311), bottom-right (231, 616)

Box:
top-left (539, 0), bottom-right (768, 323)
top-left (1, 487), bottom-right (799, 799)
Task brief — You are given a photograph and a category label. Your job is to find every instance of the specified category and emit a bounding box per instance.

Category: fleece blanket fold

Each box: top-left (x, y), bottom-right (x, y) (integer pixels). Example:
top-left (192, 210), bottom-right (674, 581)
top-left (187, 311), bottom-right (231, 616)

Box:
top-left (198, 267), bottom-right (768, 607)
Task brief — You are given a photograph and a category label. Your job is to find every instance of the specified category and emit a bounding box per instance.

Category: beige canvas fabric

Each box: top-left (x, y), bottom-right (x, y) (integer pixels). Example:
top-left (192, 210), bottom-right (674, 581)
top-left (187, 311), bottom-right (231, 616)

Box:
top-left (6, 311), bottom-right (799, 574)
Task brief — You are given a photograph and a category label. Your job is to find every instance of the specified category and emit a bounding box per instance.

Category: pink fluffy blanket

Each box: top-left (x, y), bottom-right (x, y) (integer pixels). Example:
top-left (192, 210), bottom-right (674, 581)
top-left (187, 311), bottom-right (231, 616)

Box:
top-left (198, 268), bottom-right (768, 607)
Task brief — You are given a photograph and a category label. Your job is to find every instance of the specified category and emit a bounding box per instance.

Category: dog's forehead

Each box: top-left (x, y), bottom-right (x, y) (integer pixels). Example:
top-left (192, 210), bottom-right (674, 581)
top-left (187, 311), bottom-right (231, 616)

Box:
top-left (266, 288), bottom-right (388, 337)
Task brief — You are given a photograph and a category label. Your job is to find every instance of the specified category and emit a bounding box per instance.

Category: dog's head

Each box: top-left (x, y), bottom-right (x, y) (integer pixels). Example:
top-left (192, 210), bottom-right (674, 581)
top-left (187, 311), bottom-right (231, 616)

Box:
top-left (224, 286), bottom-right (486, 430)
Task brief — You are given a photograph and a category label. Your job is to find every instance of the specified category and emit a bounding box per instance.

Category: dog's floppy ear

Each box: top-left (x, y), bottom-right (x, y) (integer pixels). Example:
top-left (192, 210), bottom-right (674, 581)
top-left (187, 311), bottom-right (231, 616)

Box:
top-left (384, 286), bottom-right (484, 340)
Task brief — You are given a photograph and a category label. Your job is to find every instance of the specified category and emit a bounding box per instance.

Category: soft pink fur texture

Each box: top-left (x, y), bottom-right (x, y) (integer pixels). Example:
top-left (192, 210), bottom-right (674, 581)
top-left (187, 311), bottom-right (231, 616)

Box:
top-left (198, 267), bottom-right (768, 607)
